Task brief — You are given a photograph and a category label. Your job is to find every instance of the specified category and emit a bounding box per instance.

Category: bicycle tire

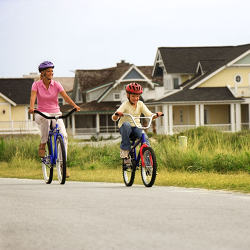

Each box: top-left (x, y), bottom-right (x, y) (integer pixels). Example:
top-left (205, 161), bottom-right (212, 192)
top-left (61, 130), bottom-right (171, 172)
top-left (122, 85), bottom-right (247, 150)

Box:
top-left (56, 136), bottom-right (67, 184)
top-left (42, 140), bottom-right (53, 184)
top-left (141, 147), bottom-right (157, 187)
top-left (122, 152), bottom-right (136, 187)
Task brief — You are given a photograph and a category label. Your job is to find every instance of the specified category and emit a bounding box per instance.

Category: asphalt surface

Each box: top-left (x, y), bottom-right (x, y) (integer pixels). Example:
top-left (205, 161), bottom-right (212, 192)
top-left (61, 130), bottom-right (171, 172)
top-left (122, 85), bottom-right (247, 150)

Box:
top-left (0, 178), bottom-right (249, 250)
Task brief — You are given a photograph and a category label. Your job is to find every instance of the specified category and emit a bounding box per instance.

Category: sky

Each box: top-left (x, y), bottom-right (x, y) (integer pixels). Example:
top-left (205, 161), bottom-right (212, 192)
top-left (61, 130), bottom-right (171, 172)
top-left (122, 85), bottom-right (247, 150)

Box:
top-left (0, 0), bottom-right (249, 77)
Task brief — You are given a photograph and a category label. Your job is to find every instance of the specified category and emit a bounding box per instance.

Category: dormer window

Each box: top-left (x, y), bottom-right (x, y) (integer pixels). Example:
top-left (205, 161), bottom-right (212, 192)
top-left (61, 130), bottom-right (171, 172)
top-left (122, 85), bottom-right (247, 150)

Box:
top-left (173, 78), bottom-right (179, 89)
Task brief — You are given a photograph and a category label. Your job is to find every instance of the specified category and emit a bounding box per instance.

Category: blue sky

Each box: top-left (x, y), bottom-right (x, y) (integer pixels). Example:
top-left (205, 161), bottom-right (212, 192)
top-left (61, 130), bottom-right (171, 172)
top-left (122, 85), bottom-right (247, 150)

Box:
top-left (0, 0), bottom-right (249, 77)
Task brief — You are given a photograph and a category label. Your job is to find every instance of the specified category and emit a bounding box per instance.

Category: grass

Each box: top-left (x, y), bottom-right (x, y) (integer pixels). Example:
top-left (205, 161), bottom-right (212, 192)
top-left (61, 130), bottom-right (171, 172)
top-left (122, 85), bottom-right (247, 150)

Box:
top-left (0, 162), bottom-right (249, 193)
top-left (0, 127), bottom-right (249, 193)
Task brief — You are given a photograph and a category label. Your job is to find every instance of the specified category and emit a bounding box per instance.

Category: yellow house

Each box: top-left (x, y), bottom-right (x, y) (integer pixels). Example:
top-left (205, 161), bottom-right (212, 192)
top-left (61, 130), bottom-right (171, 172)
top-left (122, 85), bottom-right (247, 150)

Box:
top-left (0, 78), bottom-right (38, 134)
top-left (149, 44), bottom-right (250, 134)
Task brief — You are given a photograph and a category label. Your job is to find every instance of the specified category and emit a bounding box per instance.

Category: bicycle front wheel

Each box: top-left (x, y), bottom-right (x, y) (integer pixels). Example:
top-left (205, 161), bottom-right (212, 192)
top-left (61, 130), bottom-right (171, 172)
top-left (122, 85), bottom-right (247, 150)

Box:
top-left (141, 147), bottom-right (157, 187)
top-left (122, 152), bottom-right (136, 187)
top-left (56, 136), bottom-right (67, 184)
top-left (42, 140), bottom-right (53, 184)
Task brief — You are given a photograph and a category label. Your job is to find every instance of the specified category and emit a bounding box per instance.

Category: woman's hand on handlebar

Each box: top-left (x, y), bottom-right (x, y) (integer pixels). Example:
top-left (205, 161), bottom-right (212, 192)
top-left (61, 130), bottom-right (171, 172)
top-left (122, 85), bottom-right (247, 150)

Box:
top-left (74, 105), bottom-right (81, 112)
top-left (29, 108), bottom-right (35, 114)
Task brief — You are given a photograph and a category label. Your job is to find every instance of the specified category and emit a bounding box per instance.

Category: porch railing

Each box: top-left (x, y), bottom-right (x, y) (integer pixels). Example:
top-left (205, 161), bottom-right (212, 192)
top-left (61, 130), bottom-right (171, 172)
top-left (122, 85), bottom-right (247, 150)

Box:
top-left (0, 120), bottom-right (39, 134)
top-left (0, 121), bottom-right (249, 136)
top-left (173, 125), bottom-right (196, 133)
top-left (241, 123), bottom-right (250, 130)
top-left (100, 126), bottom-right (119, 133)
top-left (172, 124), bottom-right (233, 133)
top-left (203, 124), bottom-right (232, 132)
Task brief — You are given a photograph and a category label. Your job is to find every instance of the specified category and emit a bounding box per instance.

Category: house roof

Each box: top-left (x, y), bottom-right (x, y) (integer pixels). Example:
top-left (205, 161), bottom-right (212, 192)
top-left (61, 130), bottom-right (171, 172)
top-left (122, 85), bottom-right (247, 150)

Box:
top-left (0, 78), bottom-right (34, 104)
top-left (75, 61), bottom-right (162, 93)
top-left (23, 73), bottom-right (74, 92)
top-left (61, 101), bottom-right (120, 113)
top-left (156, 44), bottom-right (250, 75)
top-left (148, 87), bottom-right (243, 104)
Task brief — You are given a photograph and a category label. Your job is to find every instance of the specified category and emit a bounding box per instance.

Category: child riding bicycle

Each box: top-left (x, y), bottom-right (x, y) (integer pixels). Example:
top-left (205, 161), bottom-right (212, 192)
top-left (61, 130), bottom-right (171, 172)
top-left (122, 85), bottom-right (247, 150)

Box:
top-left (112, 82), bottom-right (163, 163)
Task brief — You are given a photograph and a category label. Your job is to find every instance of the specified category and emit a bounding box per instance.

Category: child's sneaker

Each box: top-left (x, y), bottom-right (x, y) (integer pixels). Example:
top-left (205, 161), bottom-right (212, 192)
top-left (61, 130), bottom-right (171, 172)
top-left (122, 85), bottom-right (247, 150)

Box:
top-left (120, 149), bottom-right (129, 159)
top-left (123, 157), bottom-right (131, 165)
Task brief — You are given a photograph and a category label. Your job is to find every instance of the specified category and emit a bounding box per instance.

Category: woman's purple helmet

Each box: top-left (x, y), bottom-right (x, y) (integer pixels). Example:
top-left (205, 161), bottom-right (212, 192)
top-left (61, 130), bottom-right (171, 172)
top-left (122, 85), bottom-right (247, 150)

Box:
top-left (38, 61), bottom-right (54, 72)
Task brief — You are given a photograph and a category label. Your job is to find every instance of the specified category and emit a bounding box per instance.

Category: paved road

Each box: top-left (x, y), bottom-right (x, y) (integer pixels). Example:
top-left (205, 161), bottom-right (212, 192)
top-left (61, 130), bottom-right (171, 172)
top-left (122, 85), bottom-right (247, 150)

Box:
top-left (0, 178), bottom-right (249, 250)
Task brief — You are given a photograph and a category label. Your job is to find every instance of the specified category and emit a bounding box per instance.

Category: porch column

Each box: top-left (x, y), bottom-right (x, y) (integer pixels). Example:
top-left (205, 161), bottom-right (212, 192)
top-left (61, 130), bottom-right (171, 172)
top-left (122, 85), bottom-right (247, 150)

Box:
top-left (67, 117), bottom-right (71, 129)
top-left (200, 104), bottom-right (204, 126)
top-left (168, 104), bottom-right (173, 135)
top-left (235, 103), bottom-right (241, 132)
top-left (155, 105), bottom-right (160, 134)
top-left (162, 104), bottom-right (168, 134)
top-left (230, 104), bottom-right (235, 132)
top-left (72, 113), bottom-right (75, 136)
top-left (96, 113), bottom-right (100, 134)
top-left (195, 104), bottom-right (200, 127)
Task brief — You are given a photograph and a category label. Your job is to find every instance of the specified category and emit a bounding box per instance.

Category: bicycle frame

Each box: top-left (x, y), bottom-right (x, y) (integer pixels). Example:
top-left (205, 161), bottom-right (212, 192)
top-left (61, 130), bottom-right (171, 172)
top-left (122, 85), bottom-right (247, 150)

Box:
top-left (35, 108), bottom-right (76, 165)
top-left (118, 112), bottom-right (163, 187)
top-left (129, 132), bottom-right (149, 168)
top-left (121, 113), bottom-right (158, 168)
top-left (47, 122), bottom-right (65, 166)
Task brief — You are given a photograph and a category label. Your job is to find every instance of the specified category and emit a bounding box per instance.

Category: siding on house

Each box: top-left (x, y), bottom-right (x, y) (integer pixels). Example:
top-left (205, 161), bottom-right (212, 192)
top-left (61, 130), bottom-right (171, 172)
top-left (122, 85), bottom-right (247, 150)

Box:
top-left (199, 67), bottom-right (250, 88)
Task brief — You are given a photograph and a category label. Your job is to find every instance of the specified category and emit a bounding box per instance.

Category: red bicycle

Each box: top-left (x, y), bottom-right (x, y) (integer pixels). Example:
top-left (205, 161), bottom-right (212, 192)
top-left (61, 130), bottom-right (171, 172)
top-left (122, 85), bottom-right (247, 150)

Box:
top-left (116, 113), bottom-right (163, 187)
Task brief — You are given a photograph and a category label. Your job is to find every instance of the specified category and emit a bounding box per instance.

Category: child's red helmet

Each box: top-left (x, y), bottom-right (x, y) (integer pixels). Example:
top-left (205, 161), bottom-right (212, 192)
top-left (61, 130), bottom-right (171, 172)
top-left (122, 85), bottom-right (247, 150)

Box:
top-left (125, 82), bottom-right (143, 94)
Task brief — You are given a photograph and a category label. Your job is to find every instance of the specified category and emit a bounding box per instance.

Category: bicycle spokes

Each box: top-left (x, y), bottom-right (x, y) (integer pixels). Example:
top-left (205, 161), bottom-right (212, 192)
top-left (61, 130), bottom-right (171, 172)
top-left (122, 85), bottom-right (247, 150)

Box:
top-left (141, 147), bottom-right (157, 187)
top-left (56, 136), bottom-right (66, 184)
top-left (42, 142), bottom-right (53, 184)
top-left (122, 154), bottom-right (136, 186)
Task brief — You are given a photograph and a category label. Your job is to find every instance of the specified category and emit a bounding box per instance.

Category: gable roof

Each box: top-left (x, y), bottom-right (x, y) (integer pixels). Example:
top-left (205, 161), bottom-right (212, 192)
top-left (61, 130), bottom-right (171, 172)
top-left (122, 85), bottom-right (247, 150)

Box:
top-left (23, 74), bottom-right (74, 92)
top-left (155, 44), bottom-right (250, 75)
top-left (75, 61), bottom-right (162, 94)
top-left (0, 78), bottom-right (34, 104)
top-left (0, 92), bottom-right (16, 106)
top-left (61, 101), bottom-right (119, 113)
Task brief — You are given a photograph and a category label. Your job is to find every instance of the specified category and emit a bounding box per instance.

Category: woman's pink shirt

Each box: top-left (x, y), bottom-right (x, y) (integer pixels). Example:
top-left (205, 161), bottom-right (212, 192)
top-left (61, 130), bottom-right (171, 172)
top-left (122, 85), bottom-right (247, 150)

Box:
top-left (32, 80), bottom-right (64, 113)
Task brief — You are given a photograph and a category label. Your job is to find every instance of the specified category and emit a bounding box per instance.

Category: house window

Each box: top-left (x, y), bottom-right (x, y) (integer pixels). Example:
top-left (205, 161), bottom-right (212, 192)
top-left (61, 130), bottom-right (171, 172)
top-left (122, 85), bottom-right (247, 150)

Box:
top-left (180, 110), bottom-right (183, 123)
top-left (76, 85), bottom-right (82, 103)
top-left (234, 74), bottom-right (242, 84)
top-left (113, 93), bottom-right (120, 101)
top-left (173, 78), bottom-right (179, 89)
top-left (58, 97), bottom-right (63, 106)
top-left (204, 109), bottom-right (208, 124)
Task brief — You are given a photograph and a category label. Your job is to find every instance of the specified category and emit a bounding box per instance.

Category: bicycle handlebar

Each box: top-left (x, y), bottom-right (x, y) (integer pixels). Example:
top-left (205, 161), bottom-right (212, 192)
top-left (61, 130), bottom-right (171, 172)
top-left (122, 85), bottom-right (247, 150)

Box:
top-left (34, 108), bottom-right (77, 120)
top-left (115, 112), bottom-right (164, 129)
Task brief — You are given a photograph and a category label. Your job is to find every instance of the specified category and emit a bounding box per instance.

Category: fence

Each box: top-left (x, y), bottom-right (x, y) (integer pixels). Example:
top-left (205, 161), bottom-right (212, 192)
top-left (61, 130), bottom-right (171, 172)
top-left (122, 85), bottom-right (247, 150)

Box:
top-left (0, 120), bottom-right (39, 134)
top-left (0, 121), bottom-right (249, 136)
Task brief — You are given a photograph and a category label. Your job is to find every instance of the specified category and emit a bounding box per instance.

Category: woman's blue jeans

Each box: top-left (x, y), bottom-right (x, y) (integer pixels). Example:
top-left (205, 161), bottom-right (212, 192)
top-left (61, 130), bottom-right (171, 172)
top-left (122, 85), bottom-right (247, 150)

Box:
top-left (119, 122), bottom-right (150, 150)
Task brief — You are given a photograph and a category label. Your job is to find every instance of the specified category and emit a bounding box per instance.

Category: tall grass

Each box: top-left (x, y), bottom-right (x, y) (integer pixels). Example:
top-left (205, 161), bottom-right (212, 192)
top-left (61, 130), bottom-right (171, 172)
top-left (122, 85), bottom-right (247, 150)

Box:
top-left (0, 127), bottom-right (250, 173)
top-left (153, 127), bottom-right (250, 173)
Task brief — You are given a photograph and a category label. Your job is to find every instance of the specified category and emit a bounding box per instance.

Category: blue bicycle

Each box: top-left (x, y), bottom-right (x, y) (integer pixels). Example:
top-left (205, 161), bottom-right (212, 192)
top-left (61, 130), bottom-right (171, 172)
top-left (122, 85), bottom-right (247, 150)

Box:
top-left (34, 109), bottom-right (76, 184)
top-left (116, 113), bottom-right (163, 187)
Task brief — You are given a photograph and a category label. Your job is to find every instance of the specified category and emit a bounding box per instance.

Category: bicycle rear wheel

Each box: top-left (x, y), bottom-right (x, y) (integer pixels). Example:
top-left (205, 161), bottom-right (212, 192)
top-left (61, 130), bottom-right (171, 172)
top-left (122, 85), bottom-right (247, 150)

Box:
top-left (42, 140), bottom-right (53, 184)
top-left (56, 136), bottom-right (67, 184)
top-left (122, 152), bottom-right (136, 187)
top-left (141, 147), bottom-right (157, 187)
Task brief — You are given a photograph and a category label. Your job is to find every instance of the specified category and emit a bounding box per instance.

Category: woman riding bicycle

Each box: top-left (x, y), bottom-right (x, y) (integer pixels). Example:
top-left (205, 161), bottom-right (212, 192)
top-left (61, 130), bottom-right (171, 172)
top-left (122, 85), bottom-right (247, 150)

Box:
top-left (112, 82), bottom-right (162, 162)
top-left (29, 61), bottom-right (80, 159)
